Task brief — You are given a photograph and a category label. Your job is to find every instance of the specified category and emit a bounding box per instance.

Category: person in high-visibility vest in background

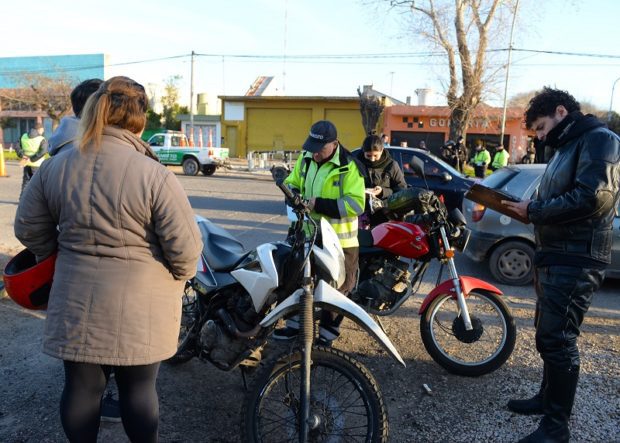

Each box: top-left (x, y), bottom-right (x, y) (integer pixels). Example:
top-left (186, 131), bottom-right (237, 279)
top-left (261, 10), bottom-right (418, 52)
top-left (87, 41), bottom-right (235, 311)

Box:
top-left (490, 145), bottom-right (509, 171)
top-left (16, 123), bottom-right (47, 196)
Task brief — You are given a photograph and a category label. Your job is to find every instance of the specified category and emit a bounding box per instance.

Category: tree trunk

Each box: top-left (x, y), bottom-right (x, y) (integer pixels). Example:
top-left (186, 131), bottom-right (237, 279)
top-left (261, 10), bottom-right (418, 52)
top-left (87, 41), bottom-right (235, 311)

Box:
top-left (449, 105), bottom-right (471, 141)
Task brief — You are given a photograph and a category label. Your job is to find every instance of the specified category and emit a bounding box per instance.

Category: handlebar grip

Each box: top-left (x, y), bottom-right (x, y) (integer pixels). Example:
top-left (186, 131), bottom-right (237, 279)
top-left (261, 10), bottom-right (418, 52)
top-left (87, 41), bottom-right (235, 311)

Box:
top-left (276, 179), bottom-right (295, 199)
top-left (276, 179), bottom-right (307, 211)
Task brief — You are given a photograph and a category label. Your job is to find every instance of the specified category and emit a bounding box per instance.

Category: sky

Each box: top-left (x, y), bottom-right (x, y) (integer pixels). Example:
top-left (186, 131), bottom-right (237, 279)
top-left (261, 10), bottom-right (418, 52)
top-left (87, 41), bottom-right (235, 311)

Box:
top-left (5, 0), bottom-right (620, 114)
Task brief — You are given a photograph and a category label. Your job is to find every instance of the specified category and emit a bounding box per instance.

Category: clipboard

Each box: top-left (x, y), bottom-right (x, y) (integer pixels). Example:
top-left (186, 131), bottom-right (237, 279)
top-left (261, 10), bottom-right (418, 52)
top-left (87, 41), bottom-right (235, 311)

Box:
top-left (465, 183), bottom-right (529, 224)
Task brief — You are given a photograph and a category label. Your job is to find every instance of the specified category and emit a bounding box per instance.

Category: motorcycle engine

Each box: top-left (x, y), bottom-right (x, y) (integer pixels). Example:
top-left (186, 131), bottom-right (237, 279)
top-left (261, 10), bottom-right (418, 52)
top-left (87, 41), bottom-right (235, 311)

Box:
top-left (199, 319), bottom-right (251, 369)
top-left (353, 257), bottom-right (411, 312)
top-left (199, 288), bottom-right (263, 369)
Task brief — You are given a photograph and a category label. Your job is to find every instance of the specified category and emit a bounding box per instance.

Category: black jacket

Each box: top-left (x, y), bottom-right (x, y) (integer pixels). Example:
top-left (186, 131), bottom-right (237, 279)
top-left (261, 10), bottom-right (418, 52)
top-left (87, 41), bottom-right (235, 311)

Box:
top-left (527, 112), bottom-right (620, 267)
top-left (355, 149), bottom-right (407, 202)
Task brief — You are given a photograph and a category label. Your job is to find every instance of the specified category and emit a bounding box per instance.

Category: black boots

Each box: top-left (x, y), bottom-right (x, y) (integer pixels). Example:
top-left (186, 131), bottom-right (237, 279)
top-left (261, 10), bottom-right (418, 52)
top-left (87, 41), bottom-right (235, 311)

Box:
top-left (507, 365), bottom-right (546, 415)
top-left (517, 365), bottom-right (579, 443)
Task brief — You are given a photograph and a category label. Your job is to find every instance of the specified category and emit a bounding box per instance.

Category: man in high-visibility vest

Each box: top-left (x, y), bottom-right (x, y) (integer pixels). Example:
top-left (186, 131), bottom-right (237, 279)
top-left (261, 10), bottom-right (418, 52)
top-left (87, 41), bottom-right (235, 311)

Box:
top-left (472, 142), bottom-right (491, 178)
top-left (273, 120), bottom-right (365, 346)
top-left (490, 145), bottom-right (509, 171)
top-left (16, 123), bottom-right (47, 196)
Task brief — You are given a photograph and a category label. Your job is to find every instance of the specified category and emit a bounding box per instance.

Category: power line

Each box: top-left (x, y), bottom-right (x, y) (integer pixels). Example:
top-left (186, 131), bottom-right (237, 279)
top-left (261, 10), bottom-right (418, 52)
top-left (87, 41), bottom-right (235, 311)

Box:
top-left (513, 48), bottom-right (620, 59)
top-left (3, 48), bottom-right (620, 78)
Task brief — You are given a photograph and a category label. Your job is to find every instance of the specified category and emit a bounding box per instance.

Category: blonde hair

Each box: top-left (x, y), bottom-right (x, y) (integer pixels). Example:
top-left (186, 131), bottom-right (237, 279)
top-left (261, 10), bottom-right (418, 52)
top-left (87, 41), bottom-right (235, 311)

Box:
top-left (78, 76), bottom-right (148, 151)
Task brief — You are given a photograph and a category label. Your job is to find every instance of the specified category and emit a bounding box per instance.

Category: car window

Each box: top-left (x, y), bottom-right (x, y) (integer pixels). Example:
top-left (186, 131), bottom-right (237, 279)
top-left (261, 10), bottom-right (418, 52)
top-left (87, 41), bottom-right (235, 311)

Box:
top-left (171, 136), bottom-right (182, 147)
top-left (399, 151), bottom-right (443, 177)
top-left (149, 135), bottom-right (165, 147)
top-left (482, 168), bottom-right (518, 189)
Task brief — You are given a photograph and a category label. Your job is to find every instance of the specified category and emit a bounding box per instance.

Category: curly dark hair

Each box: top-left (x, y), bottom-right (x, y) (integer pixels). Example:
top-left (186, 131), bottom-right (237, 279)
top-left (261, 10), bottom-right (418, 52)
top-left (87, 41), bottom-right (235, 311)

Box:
top-left (524, 87), bottom-right (580, 129)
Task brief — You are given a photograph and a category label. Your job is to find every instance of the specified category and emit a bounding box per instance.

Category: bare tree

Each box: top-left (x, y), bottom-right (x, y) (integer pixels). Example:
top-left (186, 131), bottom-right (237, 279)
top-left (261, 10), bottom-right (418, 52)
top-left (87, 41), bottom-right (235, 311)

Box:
top-left (357, 87), bottom-right (385, 136)
top-left (387, 0), bottom-right (516, 140)
top-left (3, 72), bottom-right (75, 129)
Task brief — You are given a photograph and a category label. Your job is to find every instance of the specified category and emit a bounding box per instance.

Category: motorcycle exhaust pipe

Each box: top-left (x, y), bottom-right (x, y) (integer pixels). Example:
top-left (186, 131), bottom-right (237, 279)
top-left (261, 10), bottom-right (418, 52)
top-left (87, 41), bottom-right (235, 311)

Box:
top-left (216, 308), bottom-right (262, 338)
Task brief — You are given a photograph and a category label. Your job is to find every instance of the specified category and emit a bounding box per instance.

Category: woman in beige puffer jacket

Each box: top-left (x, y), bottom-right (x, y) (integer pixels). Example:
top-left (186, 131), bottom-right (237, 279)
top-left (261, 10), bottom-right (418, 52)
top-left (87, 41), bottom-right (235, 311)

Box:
top-left (14, 76), bottom-right (202, 443)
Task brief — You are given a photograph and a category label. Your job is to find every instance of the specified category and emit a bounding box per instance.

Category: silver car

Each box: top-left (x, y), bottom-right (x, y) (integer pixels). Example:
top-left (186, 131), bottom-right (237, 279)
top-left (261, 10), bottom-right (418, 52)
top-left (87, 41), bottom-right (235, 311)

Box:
top-left (462, 164), bottom-right (620, 285)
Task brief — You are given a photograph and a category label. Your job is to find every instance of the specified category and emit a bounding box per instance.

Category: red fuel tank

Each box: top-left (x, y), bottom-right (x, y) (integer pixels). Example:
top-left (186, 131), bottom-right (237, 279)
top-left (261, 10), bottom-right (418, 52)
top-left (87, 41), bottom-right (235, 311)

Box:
top-left (371, 222), bottom-right (430, 259)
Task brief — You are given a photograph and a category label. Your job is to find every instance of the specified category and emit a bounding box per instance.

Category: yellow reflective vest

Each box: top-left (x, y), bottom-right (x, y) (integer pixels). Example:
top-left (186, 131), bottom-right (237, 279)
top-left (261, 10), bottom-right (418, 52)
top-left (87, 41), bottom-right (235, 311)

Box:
top-left (20, 134), bottom-right (46, 167)
top-left (285, 147), bottom-right (365, 248)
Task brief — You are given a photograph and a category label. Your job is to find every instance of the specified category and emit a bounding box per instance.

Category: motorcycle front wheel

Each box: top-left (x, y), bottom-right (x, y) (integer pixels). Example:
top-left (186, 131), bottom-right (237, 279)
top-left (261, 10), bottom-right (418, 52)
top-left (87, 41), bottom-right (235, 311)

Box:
top-left (242, 347), bottom-right (389, 443)
top-left (420, 290), bottom-right (516, 377)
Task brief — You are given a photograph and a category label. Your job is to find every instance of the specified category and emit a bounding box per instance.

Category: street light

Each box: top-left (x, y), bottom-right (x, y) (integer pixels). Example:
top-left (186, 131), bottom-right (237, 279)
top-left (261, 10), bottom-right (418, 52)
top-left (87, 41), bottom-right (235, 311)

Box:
top-left (607, 76), bottom-right (620, 122)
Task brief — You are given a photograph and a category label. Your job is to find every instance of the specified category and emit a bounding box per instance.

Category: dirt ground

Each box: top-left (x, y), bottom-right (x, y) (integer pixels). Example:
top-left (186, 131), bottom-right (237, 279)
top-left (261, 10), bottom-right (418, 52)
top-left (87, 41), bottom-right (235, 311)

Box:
top-left (1, 251), bottom-right (619, 442)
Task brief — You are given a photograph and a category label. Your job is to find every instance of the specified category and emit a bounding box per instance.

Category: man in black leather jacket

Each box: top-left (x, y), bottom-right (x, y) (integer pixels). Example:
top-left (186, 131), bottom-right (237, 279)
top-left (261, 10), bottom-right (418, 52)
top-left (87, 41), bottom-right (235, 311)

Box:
top-left (503, 87), bottom-right (620, 443)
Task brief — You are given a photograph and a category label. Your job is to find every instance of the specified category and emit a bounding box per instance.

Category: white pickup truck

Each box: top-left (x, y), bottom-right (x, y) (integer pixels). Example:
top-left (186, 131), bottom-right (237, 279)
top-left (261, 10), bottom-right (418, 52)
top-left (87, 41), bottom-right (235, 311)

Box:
top-left (147, 131), bottom-right (229, 176)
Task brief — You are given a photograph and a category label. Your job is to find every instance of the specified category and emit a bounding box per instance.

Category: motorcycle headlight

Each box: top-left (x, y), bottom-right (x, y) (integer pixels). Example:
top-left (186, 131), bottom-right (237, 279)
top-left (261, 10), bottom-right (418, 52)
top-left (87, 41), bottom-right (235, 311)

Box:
top-left (451, 227), bottom-right (471, 252)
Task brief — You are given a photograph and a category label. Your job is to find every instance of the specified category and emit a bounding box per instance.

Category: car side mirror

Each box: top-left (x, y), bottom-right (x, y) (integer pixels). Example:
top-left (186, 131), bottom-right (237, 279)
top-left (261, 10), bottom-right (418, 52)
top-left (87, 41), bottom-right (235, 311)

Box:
top-left (441, 172), bottom-right (452, 182)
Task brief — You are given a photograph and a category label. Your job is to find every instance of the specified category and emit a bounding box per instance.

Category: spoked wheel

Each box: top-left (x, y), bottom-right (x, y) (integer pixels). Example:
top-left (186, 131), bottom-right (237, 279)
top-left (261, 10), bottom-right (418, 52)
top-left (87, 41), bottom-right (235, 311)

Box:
top-left (420, 290), bottom-right (516, 377)
top-left (166, 282), bottom-right (199, 365)
top-left (242, 347), bottom-right (389, 442)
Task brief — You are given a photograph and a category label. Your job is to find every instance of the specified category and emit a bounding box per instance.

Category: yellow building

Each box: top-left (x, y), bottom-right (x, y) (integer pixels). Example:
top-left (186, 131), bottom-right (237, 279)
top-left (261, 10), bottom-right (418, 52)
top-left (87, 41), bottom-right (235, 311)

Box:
top-left (219, 95), bottom-right (367, 157)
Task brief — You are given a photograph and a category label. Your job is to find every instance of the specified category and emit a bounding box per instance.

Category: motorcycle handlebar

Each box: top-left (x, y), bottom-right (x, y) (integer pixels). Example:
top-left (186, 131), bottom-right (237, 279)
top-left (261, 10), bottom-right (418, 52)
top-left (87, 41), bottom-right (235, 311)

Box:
top-left (275, 179), bottom-right (309, 213)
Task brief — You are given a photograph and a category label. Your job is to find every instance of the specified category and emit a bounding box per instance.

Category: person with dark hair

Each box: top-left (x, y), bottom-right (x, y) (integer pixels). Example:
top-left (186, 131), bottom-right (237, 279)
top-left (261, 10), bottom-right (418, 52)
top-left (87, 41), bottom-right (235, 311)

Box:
top-left (48, 78), bottom-right (104, 156)
top-left (355, 134), bottom-right (407, 227)
top-left (381, 133), bottom-right (390, 148)
top-left (502, 87), bottom-right (620, 443)
top-left (440, 139), bottom-right (458, 167)
top-left (272, 120), bottom-right (365, 346)
top-left (456, 136), bottom-right (468, 173)
top-left (16, 122), bottom-right (47, 197)
top-left (14, 76), bottom-right (202, 443)
top-left (417, 140), bottom-right (428, 151)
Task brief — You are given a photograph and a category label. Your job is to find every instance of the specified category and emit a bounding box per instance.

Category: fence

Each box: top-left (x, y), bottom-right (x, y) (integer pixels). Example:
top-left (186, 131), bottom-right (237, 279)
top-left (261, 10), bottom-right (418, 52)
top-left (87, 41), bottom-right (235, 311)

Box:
top-left (246, 150), bottom-right (300, 171)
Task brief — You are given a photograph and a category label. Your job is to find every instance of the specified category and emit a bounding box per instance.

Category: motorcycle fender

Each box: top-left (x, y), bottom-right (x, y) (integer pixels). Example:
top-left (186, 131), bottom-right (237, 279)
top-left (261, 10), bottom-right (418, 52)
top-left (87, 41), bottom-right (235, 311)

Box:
top-left (418, 276), bottom-right (503, 315)
top-left (261, 281), bottom-right (405, 367)
top-left (260, 289), bottom-right (305, 328)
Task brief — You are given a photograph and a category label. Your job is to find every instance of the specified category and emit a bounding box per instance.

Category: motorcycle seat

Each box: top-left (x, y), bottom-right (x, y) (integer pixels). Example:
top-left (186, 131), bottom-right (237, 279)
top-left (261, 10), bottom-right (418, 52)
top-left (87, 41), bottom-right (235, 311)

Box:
top-left (196, 217), bottom-right (248, 271)
top-left (358, 230), bottom-right (385, 255)
top-left (358, 229), bottom-right (375, 247)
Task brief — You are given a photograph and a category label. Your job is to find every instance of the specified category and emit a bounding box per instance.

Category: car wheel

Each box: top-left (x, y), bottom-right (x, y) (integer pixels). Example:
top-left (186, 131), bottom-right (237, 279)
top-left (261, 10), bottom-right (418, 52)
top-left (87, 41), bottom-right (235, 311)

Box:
top-left (489, 240), bottom-right (534, 286)
top-left (182, 158), bottom-right (200, 176)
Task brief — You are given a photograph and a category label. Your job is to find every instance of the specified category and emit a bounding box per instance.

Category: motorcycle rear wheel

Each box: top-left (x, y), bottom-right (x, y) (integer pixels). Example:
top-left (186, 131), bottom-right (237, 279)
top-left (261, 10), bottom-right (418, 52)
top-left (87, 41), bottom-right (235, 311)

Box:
top-left (420, 290), bottom-right (516, 377)
top-left (242, 347), bottom-right (389, 442)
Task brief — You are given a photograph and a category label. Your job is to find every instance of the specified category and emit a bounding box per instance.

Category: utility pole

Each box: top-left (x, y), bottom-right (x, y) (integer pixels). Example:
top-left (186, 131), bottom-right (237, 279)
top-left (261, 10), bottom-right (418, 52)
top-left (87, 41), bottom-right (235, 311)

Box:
top-left (499, 0), bottom-right (520, 155)
top-left (190, 50), bottom-right (195, 140)
top-left (282, 0), bottom-right (288, 94)
top-left (607, 76), bottom-right (620, 122)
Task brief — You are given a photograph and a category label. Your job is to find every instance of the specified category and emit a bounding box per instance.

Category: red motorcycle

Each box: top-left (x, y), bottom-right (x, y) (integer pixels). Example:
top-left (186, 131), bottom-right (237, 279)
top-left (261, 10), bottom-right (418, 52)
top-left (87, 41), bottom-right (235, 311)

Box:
top-left (352, 160), bottom-right (516, 377)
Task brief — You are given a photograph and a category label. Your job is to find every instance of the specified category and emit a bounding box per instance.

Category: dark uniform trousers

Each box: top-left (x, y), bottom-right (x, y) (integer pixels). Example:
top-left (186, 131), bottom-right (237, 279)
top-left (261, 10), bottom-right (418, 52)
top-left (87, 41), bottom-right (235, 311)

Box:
top-left (534, 265), bottom-right (605, 370)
